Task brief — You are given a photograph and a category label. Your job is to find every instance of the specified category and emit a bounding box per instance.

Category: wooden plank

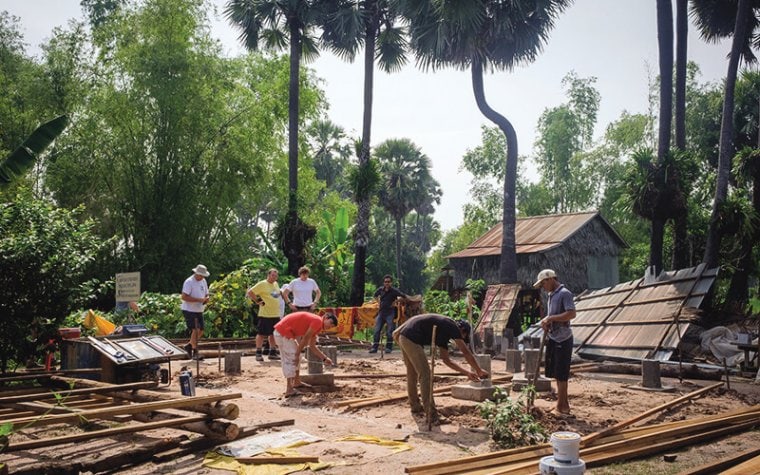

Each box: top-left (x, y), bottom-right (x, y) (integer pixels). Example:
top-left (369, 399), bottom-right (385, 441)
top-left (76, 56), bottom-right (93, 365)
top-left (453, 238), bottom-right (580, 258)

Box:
top-left (719, 454), bottom-right (760, 475)
top-left (581, 381), bottom-right (724, 446)
top-left (3, 392), bottom-right (242, 430)
top-left (679, 446), bottom-right (760, 475)
top-left (0, 381), bottom-right (156, 404)
top-left (236, 456), bottom-right (319, 464)
top-left (6, 415), bottom-right (209, 451)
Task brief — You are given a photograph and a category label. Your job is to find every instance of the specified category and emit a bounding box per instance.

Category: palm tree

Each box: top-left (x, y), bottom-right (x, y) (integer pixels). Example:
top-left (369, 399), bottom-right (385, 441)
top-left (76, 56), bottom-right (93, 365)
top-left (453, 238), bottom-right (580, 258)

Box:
top-left (319, 0), bottom-right (408, 305)
top-left (375, 138), bottom-right (438, 285)
top-left (692, 0), bottom-right (759, 269)
top-left (401, 0), bottom-right (571, 283)
top-left (225, 0), bottom-right (323, 275)
top-left (306, 118), bottom-right (352, 192)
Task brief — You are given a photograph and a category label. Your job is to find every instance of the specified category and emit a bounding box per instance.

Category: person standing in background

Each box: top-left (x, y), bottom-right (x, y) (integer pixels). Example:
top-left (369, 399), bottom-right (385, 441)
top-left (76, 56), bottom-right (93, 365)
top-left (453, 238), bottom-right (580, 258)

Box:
top-left (247, 269), bottom-right (282, 361)
top-left (282, 266), bottom-right (321, 312)
top-left (370, 275), bottom-right (407, 354)
top-left (181, 265), bottom-right (210, 361)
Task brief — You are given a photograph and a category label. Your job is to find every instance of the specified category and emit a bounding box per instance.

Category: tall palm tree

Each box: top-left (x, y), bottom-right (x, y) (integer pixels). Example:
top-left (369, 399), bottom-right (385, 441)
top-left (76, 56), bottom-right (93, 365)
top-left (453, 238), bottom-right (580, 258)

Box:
top-left (375, 138), bottom-right (438, 285)
top-left (692, 0), bottom-right (759, 269)
top-left (320, 0), bottom-right (408, 305)
top-left (401, 0), bottom-right (571, 283)
top-left (307, 118), bottom-right (352, 192)
top-left (225, 0), bottom-right (323, 275)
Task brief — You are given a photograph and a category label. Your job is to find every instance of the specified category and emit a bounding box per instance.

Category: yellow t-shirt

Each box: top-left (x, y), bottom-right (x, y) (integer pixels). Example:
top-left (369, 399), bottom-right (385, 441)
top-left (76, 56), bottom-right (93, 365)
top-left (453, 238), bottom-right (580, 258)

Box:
top-left (249, 280), bottom-right (281, 318)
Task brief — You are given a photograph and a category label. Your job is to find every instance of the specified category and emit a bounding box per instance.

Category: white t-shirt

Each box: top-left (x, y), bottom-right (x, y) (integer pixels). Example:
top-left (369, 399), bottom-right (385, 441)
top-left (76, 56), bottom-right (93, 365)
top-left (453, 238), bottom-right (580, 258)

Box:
top-left (181, 276), bottom-right (208, 313)
top-left (288, 278), bottom-right (320, 307)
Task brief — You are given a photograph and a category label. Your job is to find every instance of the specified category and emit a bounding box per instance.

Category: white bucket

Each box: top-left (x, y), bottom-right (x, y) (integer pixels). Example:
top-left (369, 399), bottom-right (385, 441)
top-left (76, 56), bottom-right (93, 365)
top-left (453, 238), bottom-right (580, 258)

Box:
top-left (550, 431), bottom-right (581, 464)
top-left (539, 455), bottom-right (586, 474)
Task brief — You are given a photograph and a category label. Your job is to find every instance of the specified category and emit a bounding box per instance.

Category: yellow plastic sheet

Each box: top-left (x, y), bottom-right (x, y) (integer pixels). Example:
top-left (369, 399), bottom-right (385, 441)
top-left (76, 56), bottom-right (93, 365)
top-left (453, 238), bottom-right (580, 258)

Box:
top-left (203, 448), bottom-right (332, 475)
top-left (336, 435), bottom-right (412, 454)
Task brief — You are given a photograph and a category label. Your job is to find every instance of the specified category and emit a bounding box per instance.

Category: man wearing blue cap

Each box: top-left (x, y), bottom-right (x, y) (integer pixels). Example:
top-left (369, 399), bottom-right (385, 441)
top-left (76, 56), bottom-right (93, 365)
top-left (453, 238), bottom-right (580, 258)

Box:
top-left (393, 314), bottom-right (489, 422)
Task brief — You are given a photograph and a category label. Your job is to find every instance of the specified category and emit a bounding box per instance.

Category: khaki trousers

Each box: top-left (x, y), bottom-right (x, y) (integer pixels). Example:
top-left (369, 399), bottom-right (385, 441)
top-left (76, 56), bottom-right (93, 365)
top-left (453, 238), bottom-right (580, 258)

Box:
top-left (398, 335), bottom-right (434, 414)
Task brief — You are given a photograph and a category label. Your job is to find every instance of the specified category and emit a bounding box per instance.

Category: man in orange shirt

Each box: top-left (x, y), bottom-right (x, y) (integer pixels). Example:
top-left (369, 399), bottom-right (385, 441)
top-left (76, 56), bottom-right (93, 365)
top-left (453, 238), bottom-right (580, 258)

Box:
top-left (273, 311), bottom-right (338, 397)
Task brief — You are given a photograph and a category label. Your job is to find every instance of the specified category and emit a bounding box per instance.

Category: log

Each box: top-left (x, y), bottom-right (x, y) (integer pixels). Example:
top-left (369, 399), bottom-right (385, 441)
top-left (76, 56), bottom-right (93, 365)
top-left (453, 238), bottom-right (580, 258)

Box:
top-left (11, 436), bottom-right (180, 475)
top-left (132, 411), bottom-right (239, 440)
top-left (50, 376), bottom-right (239, 419)
top-left (0, 380), bottom-right (156, 404)
top-left (582, 362), bottom-right (723, 381)
top-left (236, 456), bottom-right (319, 464)
top-left (6, 415), bottom-right (209, 451)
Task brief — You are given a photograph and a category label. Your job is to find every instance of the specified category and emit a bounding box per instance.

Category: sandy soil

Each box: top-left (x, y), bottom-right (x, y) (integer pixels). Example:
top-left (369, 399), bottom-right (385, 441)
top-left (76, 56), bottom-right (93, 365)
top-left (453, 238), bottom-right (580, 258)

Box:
top-left (3, 348), bottom-right (760, 474)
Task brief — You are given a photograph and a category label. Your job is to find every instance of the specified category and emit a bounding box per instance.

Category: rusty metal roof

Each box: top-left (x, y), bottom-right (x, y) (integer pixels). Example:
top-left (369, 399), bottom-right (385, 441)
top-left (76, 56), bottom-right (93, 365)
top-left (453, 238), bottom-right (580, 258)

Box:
top-left (474, 284), bottom-right (522, 345)
top-left (448, 211), bottom-right (625, 258)
top-left (524, 263), bottom-right (718, 362)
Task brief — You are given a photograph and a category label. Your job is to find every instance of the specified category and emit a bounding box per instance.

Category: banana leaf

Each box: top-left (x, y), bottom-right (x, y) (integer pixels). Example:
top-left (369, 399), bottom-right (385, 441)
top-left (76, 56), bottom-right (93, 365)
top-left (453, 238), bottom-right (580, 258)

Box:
top-left (0, 115), bottom-right (69, 184)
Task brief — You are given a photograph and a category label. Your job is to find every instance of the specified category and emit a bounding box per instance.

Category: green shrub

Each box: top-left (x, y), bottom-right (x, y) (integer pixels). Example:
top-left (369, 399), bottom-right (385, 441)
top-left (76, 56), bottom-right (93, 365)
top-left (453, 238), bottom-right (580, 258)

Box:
top-left (478, 386), bottom-right (547, 448)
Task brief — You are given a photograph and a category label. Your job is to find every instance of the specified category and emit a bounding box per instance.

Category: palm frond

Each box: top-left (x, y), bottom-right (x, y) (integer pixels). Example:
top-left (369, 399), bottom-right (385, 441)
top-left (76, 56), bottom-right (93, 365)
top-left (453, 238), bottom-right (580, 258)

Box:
top-left (0, 115), bottom-right (69, 185)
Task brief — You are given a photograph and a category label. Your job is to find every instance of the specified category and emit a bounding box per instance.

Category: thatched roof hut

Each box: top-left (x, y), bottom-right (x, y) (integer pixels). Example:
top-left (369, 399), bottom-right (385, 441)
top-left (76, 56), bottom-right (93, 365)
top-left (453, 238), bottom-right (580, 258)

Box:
top-left (447, 211), bottom-right (627, 294)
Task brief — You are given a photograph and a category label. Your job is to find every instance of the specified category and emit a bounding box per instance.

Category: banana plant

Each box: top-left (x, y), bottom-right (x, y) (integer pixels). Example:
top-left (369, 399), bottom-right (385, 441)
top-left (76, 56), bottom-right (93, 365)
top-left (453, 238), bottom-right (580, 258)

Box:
top-left (0, 115), bottom-right (69, 185)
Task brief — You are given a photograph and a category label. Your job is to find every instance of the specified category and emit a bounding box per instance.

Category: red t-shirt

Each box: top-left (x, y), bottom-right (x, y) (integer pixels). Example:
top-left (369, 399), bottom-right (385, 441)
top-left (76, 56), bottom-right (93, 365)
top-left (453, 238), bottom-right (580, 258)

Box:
top-left (274, 311), bottom-right (322, 339)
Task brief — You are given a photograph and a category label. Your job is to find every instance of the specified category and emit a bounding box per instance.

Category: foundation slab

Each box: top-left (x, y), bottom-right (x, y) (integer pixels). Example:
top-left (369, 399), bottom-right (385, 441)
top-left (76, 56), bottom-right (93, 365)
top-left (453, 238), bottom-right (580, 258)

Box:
top-left (450, 381), bottom-right (496, 402)
top-left (511, 376), bottom-right (552, 393)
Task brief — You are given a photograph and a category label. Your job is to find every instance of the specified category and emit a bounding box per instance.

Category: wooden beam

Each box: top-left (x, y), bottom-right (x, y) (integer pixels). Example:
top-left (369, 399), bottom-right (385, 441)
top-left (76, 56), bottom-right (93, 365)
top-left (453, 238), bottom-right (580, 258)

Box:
top-left (719, 454), bottom-right (760, 475)
top-left (679, 446), bottom-right (760, 475)
top-left (6, 415), bottom-right (209, 451)
top-left (4, 392), bottom-right (242, 430)
top-left (0, 380), bottom-right (156, 404)
top-left (581, 382), bottom-right (724, 446)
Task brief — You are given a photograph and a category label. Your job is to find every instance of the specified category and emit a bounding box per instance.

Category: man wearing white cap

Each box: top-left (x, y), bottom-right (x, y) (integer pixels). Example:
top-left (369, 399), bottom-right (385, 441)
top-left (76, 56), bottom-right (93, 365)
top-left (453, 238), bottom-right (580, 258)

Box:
top-left (533, 269), bottom-right (575, 416)
top-left (182, 264), bottom-right (210, 360)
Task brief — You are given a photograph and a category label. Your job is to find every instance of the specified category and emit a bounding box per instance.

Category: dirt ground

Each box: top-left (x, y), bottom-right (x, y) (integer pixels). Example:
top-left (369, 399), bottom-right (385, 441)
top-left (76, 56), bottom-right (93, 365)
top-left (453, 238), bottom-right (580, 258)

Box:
top-left (3, 348), bottom-right (760, 474)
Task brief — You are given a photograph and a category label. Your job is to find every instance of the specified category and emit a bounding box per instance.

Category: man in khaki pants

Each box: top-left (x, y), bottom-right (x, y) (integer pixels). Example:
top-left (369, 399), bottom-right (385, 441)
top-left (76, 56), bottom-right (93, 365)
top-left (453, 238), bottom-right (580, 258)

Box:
top-left (394, 314), bottom-right (489, 422)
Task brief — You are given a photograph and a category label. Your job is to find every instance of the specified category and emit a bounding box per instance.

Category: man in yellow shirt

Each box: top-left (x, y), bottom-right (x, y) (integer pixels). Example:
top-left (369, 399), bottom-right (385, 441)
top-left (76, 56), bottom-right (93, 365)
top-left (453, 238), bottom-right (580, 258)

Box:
top-left (247, 268), bottom-right (282, 361)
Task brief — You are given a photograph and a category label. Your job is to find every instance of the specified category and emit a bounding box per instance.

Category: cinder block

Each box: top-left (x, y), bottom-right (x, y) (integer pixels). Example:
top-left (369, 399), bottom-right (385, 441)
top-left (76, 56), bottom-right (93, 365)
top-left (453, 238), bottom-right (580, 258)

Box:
top-left (524, 349), bottom-right (541, 378)
top-left (451, 382), bottom-right (496, 402)
top-left (474, 354), bottom-right (492, 375)
top-left (321, 346), bottom-right (338, 365)
top-left (299, 372), bottom-right (335, 386)
top-left (511, 376), bottom-right (552, 393)
top-left (642, 359), bottom-right (662, 388)
top-left (505, 349), bottom-right (521, 373)
top-left (224, 352), bottom-right (241, 374)
top-left (306, 348), bottom-right (323, 374)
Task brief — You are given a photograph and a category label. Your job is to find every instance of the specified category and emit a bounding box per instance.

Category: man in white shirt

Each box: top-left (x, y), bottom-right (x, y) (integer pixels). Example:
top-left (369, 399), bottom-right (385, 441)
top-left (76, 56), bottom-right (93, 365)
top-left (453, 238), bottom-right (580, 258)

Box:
top-left (181, 264), bottom-right (210, 360)
top-left (282, 266), bottom-right (321, 312)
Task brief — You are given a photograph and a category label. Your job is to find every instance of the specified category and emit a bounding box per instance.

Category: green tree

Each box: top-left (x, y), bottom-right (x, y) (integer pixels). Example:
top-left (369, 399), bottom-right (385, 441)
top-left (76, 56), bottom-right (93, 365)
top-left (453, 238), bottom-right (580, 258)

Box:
top-left (226, 0), bottom-right (324, 276)
top-left (374, 138), bottom-right (439, 286)
top-left (693, 0), bottom-right (760, 269)
top-left (319, 0), bottom-right (408, 306)
top-left (306, 118), bottom-right (353, 194)
top-left (402, 0), bottom-right (571, 283)
top-left (0, 195), bottom-right (105, 372)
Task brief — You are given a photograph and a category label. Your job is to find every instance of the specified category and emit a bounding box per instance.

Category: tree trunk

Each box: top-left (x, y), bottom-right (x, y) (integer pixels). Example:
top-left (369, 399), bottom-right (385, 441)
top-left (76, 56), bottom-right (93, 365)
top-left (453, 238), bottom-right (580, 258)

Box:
top-left (395, 216), bottom-right (402, 287)
top-left (350, 11), bottom-right (379, 306)
top-left (285, 20), bottom-right (303, 276)
top-left (671, 213), bottom-right (691, 270)
top-left (704, 0), bottom-right (751, 269)
top-left (653, 0), bottom-right (674, 276)
top-left (471, 59), bottom-right (518, 283)
top-left (671, 0), bottom-right (690, 270)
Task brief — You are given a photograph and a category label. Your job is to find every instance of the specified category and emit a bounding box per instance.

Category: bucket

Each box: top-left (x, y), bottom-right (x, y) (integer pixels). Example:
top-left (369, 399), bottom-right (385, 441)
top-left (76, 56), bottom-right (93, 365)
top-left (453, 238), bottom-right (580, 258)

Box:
top-left (539, 456), bottom-right (585, 474)
top-left (550, 431), bottom-right (581, 464)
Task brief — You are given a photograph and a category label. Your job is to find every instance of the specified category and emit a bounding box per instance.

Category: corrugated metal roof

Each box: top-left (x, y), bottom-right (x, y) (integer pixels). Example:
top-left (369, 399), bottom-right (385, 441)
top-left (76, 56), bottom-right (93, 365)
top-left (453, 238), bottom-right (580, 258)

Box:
top-left (474, 284), bottom-right (522, 342)
top-left (524, 263), bottom-right (718, 362)
top-left (448, 211), bottom-right (624, 258)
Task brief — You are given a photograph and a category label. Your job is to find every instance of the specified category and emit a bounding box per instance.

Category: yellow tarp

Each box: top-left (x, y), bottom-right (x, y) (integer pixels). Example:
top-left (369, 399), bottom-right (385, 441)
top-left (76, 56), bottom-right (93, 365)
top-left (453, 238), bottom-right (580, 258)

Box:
top-left (203, 448), bottom-right (332, 475)
top-left (336, 435), bottom-right (412, 454)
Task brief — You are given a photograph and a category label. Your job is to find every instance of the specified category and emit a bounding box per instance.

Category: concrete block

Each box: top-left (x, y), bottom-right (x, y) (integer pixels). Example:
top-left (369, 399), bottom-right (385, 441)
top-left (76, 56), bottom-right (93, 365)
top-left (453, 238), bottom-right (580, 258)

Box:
top-left (511, 376), bottom-right (552, 393)
top-left (505, 349), bottom-right (522, 373)
top-left (451, 381), bottom-right (496, 402)
top-left (306, 348), bottom-right (323, 374)
top-left (321, 346), bottom-right (338, 365)
top-left (524, 349), bottom-right (541, 378)
top-left (474, 354), bottom-right (492, 375)
top-left (299, 372), bottom-right (335, 386)
top-left (224, 352), bottom-right (241, 374)
top-left (642, 359), bottom-right (662, 388)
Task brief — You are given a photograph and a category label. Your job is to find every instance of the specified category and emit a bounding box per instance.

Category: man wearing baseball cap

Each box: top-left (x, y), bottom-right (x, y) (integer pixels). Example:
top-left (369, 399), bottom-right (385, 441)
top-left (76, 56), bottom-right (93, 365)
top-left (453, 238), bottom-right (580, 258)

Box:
top-left (534, 269), bottom-right (576, 416)
top-left (181, 264), bottom-right (210, 360)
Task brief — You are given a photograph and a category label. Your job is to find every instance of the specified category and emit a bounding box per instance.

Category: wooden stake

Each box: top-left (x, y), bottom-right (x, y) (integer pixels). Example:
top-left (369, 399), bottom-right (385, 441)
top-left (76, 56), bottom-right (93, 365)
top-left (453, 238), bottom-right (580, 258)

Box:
top-left (723, 357), bottom-right (731, 390)
top-left (427, 325), bottom-right (437, 431)
top-left (236, 456), bottom-right (319, 464)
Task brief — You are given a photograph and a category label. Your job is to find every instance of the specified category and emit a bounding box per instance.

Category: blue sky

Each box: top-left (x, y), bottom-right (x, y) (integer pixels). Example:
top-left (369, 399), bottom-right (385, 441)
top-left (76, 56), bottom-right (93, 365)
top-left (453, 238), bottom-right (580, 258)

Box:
top-left (2, 0), bottom-right (733, 230)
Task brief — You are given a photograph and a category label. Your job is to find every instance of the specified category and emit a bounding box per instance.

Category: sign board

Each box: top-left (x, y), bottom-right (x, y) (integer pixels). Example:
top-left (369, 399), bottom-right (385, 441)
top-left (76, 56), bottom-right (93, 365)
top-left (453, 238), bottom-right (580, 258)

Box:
top-left (115, 272), bottom-right (140, 302)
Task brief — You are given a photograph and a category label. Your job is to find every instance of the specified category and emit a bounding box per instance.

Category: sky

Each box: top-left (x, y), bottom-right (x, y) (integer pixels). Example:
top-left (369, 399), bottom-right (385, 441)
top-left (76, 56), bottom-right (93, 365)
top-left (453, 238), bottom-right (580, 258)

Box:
top-left (1, 0), bottom-right (734, 231)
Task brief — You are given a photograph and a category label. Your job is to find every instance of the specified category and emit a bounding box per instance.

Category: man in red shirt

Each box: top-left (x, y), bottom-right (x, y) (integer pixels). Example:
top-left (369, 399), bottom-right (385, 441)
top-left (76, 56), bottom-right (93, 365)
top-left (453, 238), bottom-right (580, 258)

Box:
top-left (273, 311), bottom-right (338, 397)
